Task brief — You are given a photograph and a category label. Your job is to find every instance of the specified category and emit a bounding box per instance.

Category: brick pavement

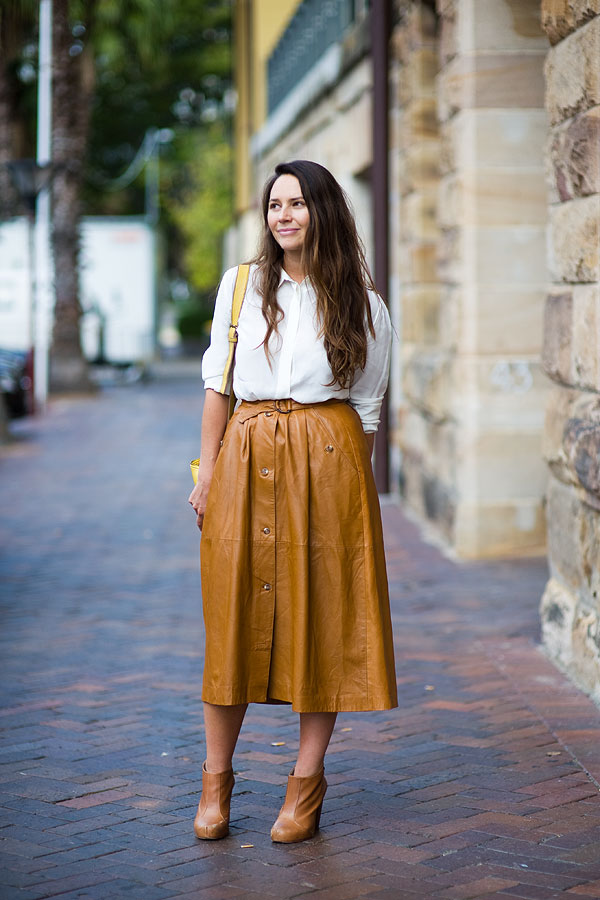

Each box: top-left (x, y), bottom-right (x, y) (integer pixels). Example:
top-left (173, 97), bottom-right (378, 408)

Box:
top-left (1, 360), bottom-right (600, 900)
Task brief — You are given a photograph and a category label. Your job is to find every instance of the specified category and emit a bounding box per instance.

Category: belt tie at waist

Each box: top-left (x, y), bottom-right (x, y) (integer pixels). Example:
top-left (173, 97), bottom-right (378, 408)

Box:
top-left (235, 398), bottom-right (347, 423)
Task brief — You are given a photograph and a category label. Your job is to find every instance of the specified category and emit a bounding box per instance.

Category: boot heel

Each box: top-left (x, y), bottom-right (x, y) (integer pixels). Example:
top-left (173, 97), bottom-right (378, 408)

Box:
top-left (315, 801), bottom-right (323, 831)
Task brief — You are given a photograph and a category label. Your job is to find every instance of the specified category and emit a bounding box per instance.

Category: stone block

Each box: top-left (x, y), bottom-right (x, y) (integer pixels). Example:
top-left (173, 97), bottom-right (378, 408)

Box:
top-left (426, 418), bottom-right (457, 486)
top-left (410, 3), bottom-right (439, 45)
top-left (541, 0), bottom-right (600, 45)
top-left (403, 348), bottom-right (454, 421)
top-left (401, 448), bottom-right (456, 540)
top-left (542, 290), bottom-right (573, 384)
top-left (437, 226), bottom-right (462, 283)
top-left (562, 395), bottom-right (600, 503)
top-left (405, 140), bottom-right (441, 189)
top-left (401, 190), bottom-right (439, 242)
top-left (442, 170), bottom-right (547, 226)
top-left (546, 471), bottom-right (600, 584)
top-left (399, 241), bottom-right (439, 283)
top-left (438, 52), bottom-right (545, 121)
top-left (440, 109), bottom-right (547, 174)
top-left (540, 576), bottom-right (578, 667)
top-left (438, 224), bottom-right (547, 286)
top-left (401, 408), bottom-right (457, 490)
top-left (541, 489), bottom-right (600, 703)
top-left (452, 356), bottom-right (548, 431)
top-left (468, 225), bottom-right (547, 285)
top-left (398, 47), bottom-right (439, 105)
top-left (408, 47), bottom-right (440, 97)
top-left (438, 286), bottom-right (459, 352)
top-left (542, 383), bottom-right (580, 483)
top-left (570, 604), bottom-right (600, 703)
top-left (545, 476), bottom-right (583, 588)
top-left (544, 16), bottom-right (600, 124)
top-left (403, 98), bottom-right (439, 144)
top-left (458, 0), bottom-right (547, 53)
top-left (469, 288), bottom-right (545, 355)
top-left (548, 107), bottom-right (600, 200)
top-left (572, 284), bottom-right (600, 390)
top-left (548, 195), bottom-right (600, 283)
top-left (401, 407), bottom-right (428, 455)
top-left (456, 430), bottom-right (548, 503)
top-left (578, 499), bottom-right (600, 604)
top-left (454, 498), bottom-right (546, 558)
top-left (439, 2), bottom-right (458, 66)
top-left (401, 286), bottom-right (444, 344)
top-left (392, 4), bottom-right (438, 62)
top-left (440, 110), bottom-right (547, 179)
top-left (543, 386), bottom-right (600, 503)
top-left (438, 174), bottom-right (460, 228)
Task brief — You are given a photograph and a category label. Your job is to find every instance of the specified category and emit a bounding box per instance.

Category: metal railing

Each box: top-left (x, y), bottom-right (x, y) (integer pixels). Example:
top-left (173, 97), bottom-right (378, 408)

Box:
top-left (267, 0), bottom-right (362, 113)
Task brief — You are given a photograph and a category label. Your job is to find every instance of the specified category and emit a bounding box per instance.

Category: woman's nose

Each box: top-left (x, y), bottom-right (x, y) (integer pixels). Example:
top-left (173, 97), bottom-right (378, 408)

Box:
top-left (279, 205), bottom-right (292, 221)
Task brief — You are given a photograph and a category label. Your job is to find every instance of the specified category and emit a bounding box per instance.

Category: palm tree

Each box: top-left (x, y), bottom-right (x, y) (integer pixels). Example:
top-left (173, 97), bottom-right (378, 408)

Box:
top-left (49, 0), bottom-right (97, 391)
top-left (0, 2), bottom-right (35, 220)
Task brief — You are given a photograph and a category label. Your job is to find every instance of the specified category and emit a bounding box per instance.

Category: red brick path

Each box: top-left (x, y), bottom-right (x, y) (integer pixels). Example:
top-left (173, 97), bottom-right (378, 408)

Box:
top-left (1, 362), bottom-right (599, 899)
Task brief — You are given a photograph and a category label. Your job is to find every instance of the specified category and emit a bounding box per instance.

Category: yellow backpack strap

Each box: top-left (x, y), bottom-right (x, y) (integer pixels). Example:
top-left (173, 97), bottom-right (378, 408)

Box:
top-left (219, 264), bottom-right (250, 396)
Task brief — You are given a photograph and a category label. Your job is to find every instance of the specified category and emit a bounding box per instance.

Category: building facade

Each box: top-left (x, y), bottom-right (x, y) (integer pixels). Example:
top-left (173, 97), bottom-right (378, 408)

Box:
top-left (228, 0), bottom-right (600, 699)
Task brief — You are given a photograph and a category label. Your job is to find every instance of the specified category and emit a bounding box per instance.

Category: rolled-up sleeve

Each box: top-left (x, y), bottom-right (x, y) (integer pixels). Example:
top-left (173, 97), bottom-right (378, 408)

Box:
top-left (201, 266), bottom-right (239, 394)
top-left (348, 295), bottom-right (392, 433)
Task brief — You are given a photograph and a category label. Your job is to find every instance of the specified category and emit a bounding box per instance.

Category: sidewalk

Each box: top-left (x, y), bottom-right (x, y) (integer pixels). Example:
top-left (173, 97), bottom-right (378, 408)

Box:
top-left (1, 362), bottom-right (600, 900)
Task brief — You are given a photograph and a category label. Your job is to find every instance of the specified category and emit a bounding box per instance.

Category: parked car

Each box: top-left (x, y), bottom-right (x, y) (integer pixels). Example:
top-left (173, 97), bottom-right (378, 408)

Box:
top-left (0, 349), bottom-right (33, 418)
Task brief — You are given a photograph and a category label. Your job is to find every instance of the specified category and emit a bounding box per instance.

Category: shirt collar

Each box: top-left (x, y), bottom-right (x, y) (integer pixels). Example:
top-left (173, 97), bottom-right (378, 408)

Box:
top-left (279, 267), bottom-right (311, 288)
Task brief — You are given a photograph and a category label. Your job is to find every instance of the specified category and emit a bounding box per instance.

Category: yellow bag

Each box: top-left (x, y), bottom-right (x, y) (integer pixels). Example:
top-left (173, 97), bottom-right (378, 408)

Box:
top-left (190, 264), bottom-right (250, 485)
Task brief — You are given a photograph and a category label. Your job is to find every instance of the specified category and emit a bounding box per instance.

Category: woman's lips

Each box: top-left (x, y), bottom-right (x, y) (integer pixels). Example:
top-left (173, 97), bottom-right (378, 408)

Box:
top-left (278, 228), bottom-right (299, 234)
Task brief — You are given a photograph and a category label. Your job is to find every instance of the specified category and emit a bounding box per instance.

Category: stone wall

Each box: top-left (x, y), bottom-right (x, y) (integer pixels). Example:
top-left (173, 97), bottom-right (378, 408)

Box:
top-left (539, 1), bottom-right (600, 702)
top-left (389, 3), bottom-right (447, 532)
top-left (395, 0), bottom-right (549, 557)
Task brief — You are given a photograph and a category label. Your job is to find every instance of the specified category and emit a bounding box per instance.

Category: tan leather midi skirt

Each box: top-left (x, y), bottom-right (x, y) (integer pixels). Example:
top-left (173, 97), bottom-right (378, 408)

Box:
top-left (200, 398), bottom-right (398, 713)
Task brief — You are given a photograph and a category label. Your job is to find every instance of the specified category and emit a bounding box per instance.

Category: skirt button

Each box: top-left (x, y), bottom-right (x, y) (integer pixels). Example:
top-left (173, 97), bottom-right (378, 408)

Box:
top-left (264, 411), bottom-right (273, 417)
top-left (262, 583), bottom-right (272, 591)
top-left (263, 527), bottom-right (271, 535)
top-left (325, 445), bottom-right (334, 452)
top-left (260, 467), bottom-right (269, 475)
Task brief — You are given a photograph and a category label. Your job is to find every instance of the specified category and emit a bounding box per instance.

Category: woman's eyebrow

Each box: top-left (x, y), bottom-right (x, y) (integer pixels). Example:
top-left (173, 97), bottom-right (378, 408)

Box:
top-left (269, 195), bottom-right (304, 203)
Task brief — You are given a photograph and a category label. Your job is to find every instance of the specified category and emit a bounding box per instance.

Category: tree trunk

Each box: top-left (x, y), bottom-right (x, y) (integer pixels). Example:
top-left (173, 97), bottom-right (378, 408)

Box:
top-left (0, 66), bottom-right (19, 220)
top-left (49, 0), bottom-right (96, 392)
top-left (0, 6), bottom-right (31, 220)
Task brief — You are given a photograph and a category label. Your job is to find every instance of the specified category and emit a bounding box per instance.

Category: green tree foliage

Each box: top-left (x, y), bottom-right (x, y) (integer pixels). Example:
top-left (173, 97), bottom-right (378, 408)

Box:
top-left (168, 122), bottom-right (232, 293)
top-left (85, 0), bottom-right (232, 223)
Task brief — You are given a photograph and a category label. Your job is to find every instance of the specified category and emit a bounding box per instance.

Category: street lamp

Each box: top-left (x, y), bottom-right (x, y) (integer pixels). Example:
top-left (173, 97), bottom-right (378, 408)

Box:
top-left (5, 160), bottom-right (53, 413)
top-left (6, 160), bottom-right (52, 218)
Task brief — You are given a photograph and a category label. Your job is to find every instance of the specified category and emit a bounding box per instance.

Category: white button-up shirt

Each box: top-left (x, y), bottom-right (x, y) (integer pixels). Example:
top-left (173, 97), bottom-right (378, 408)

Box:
top-left (202, 264), bottom-right (391, 432)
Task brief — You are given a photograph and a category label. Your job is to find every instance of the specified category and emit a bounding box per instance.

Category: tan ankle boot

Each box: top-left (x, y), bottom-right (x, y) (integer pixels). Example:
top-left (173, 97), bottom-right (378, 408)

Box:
top-left (193, 762), bottom-right (235, 840)
top-left (270, 768), bottom-right (327, 843)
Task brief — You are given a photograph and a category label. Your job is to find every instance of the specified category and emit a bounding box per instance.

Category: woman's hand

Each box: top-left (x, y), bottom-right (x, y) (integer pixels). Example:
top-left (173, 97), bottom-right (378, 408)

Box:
top-left (188, 389), bottom-right (230, 531)
top-left (188, 469), bottom-right (214, 531)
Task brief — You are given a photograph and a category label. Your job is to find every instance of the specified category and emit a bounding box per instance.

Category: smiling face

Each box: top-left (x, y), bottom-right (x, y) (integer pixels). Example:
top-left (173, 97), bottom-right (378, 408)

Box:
top-left (267, 174), bottom-right (310, 259)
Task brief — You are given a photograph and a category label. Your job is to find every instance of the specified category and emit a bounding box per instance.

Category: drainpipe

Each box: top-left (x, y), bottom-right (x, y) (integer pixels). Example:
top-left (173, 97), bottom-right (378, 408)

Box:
top-left (371, 0), bottom-right (390, 493)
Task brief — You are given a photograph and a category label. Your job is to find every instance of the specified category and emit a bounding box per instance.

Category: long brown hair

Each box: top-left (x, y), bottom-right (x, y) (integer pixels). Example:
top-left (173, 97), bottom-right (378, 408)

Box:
top-left (252, 160), bottom-right (377, 389)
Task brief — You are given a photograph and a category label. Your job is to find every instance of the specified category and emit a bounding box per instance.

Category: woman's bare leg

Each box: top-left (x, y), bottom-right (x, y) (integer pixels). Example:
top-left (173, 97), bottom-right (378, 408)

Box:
top-left (294, 712), bottom-right (337, 776)
top-left (203, 701), bottom-right (247, 772)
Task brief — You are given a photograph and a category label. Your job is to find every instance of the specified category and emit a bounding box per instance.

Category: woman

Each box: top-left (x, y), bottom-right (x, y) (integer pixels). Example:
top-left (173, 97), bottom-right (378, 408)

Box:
top-left (188, 160), bottom-right (397, 844)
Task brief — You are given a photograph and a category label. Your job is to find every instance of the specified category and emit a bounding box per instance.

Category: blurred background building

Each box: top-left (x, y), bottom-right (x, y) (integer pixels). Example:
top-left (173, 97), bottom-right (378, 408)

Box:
top-left (227, 0), bottom-right (600, 701)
